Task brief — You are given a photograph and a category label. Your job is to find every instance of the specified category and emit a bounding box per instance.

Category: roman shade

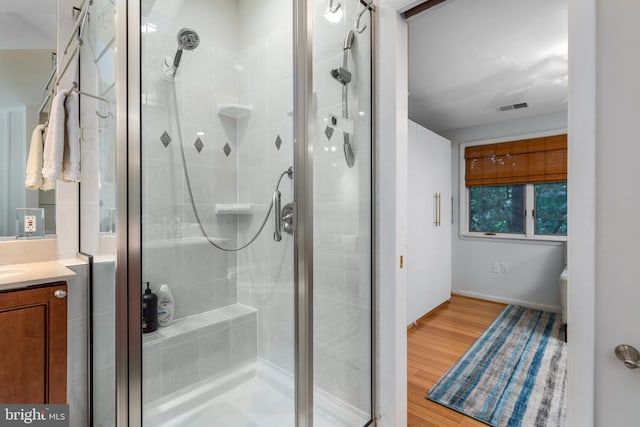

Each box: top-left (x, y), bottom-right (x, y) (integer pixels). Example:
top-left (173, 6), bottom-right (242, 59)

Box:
top-left (464, 134), bottom-right (567, 187)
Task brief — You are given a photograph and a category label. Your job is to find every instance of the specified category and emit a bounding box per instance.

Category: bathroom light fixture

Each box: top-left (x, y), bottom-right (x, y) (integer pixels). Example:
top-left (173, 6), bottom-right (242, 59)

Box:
top-left (324, 0), bottom-right (343, 23)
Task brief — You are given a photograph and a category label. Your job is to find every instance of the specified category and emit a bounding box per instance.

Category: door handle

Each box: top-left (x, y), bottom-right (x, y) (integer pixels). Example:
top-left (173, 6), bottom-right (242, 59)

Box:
top-left (273, 190), bottom-right (282, 242)
top-left (615, 344), bottom-right (640, 369)
top-left (54, 289), bottom-right (67, 299)
top-left (434, 193), bottom-right (442, 227)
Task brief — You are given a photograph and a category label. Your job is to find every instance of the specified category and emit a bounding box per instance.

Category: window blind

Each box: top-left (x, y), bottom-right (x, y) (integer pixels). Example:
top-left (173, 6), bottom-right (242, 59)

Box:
top-left (464, 134), bottom-right (567, 187)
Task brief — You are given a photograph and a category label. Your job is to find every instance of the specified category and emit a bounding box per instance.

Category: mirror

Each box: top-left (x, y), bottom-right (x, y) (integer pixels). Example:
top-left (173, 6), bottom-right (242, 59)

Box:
top-left (0, 1), bottom-right (57, 237)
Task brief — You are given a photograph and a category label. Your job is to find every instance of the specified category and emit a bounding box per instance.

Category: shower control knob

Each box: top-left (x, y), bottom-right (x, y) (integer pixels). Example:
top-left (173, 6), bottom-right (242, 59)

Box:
top-left (282, 203), bottom-right (294, 235)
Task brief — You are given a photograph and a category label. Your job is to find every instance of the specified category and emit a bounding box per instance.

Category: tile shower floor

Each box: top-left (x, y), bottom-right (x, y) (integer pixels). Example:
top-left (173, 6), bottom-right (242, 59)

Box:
top-left (144, 360), bottom-right (368, 427)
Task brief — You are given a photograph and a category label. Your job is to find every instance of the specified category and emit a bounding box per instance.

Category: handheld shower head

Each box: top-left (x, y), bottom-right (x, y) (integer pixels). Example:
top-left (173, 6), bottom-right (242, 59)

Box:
top-left (173, 28), bottom-right (200, 70)
top-left (343, 30), bottom-right (355, 50)
top-left (177, 28), bottom-right (200, 50)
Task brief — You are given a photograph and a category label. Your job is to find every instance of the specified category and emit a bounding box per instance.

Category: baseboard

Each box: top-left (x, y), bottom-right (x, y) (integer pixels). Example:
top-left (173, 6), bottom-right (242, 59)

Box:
top-left (407, 300), bottom-right (450, 329)
top-left (452, 290), bottom-right (561, 313)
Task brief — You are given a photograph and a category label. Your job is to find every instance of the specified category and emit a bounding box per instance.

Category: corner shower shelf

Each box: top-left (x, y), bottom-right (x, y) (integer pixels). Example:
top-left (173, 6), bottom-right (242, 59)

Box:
top-left (215, 204), bottom-right (253, 215)
top-left (217, 104), bottom-right (253, 120)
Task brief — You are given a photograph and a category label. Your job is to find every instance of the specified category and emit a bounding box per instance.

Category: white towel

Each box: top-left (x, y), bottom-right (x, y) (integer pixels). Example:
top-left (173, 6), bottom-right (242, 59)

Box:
top-left (25, 124), bottom-right (45, 189)
top-left (42, 89), bottom-right (81, 182)
top-left (62, 90), bottom-right (80, 182)
top-left (25, 125), bottom-right (56, 191)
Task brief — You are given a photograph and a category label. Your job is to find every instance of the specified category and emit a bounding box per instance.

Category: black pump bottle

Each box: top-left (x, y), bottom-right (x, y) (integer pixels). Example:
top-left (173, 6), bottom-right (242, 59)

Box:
top-left (142, 282), bottom-right (158, 333)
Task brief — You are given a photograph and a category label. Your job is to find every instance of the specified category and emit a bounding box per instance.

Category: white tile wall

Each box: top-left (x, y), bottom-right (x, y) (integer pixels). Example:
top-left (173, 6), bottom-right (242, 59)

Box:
top-left (234, 0), bottom-right (296, 376)
top-left (65, 262), bottom-right (89, 427)
top-left (92, 260), bottom-right (116, 427)
top-left (141, 0), bottom-right (240, 320)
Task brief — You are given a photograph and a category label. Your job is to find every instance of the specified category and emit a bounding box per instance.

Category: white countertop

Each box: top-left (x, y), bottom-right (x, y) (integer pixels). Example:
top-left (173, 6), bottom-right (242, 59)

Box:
top-left (0, 261), bottom-right (76, 292)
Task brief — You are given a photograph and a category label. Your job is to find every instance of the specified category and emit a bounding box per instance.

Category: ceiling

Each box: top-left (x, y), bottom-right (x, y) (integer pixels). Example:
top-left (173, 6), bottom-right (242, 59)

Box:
top-left (0, 0), bottom-right (56, 49)
top-left (408, 0), bottom-right (568, 134)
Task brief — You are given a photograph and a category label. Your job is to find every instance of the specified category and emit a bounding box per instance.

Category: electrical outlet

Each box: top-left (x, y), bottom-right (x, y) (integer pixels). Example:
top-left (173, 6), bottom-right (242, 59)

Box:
top-left (491, 262), bottom-right (500, 274)
top-left (24, 215), bottom-right (37, 232)
top-left (500, 263), bottom-right (509, 275)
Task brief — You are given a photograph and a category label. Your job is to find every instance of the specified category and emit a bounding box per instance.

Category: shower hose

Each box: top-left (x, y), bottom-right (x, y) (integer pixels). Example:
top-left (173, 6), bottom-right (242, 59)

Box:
top-left (169, 80), bottom-right (290, 252)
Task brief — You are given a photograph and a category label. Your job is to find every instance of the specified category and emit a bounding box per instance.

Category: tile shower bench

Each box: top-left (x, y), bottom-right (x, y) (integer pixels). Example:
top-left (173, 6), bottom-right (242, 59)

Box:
top-left (142, 303), bottom-right (258, 402)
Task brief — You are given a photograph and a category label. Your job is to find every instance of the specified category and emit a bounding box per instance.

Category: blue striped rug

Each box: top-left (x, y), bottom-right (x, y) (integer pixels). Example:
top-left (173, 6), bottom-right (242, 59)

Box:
top-left (427, 305), bottom-right (567, 427)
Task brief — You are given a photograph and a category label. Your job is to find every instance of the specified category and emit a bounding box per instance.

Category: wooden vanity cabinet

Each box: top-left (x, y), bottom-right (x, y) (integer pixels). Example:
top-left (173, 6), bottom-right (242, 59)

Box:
top-left (0, 282), bottom-right (67, 404)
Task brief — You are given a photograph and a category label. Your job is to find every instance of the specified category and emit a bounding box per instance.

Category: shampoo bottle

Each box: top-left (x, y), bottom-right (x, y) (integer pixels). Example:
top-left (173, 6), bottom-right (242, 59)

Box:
top-left (142, 282), bottom-right (158, 333)
top-left (157, 284), bottom-right (175, 327)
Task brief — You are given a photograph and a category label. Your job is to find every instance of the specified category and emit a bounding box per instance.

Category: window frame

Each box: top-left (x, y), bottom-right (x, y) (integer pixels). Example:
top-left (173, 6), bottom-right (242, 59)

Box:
top-left (459, 131), bottom-right (568, 243)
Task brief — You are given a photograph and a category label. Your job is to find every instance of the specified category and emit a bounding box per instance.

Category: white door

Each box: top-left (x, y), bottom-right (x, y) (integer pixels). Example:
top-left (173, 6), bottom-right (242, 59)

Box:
top-left (590, 1), bottom-right (640, 424)
top-left (407, 121), bottom-right (451, 325)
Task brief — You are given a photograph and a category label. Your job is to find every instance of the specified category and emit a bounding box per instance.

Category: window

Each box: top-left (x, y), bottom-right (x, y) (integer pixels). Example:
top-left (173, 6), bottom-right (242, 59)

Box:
top-left (469, 185), bottom-right (524, 234)
top-left (462, 135), bottom-right (567, 241)
top-left (534, 182), bottom-right (567, 236)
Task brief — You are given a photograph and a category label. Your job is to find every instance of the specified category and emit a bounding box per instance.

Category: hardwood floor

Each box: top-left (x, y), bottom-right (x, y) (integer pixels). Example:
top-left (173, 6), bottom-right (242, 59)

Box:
top-left (407, 295), bottom-right (506, 427)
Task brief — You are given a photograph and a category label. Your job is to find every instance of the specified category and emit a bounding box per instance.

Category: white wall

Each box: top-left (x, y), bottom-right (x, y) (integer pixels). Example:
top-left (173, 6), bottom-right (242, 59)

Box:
top-left (376, 2), bottom-right (408, 426)
top-left (448, 116), bottom-right (567, 312)
top-left (566, 0), bottom-right (596, 424)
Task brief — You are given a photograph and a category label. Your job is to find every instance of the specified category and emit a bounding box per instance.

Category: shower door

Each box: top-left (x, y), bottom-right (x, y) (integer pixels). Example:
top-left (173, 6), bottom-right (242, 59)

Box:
top-left (138, 0), bottom-right (297, 425)
top-left (124, 0), bottom-right (375, 426)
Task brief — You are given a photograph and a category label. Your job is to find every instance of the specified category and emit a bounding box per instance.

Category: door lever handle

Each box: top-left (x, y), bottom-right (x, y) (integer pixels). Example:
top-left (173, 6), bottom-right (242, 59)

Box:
top-left (615, 344), bottom-right (640, 369)
top-left (273, 190), bottom-right (282, 242)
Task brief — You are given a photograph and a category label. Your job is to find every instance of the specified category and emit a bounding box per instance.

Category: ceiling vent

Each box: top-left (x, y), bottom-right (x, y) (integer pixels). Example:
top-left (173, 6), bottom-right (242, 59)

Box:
top-left (497, 102), bottom-right (529, 112)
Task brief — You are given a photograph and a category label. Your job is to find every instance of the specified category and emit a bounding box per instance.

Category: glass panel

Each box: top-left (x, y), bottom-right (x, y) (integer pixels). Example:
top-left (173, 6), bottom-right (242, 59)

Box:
top-left (469, 185), bottom-right (525, 234)
top-left (80, 0), bottom-right (117, 255)
top-left (77, 0), bottom-right (118, 425)
top-left (535, 182), bottom-right (567, 236)
top-left (140, 0), bottom-right (294, 426)
top-left (313, 0), bottom-right (373, 425)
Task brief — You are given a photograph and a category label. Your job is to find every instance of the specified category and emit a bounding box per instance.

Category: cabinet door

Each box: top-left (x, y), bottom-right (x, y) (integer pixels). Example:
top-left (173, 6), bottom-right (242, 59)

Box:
top-left (407, 121), bottom-right (452, 325)
top-left (0, 283), bottom-right (67, 403)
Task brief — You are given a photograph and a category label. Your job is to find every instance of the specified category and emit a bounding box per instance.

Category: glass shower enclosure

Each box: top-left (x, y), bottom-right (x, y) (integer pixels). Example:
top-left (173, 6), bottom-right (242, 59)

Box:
top-left (117, 0), bottom-right (375, 425)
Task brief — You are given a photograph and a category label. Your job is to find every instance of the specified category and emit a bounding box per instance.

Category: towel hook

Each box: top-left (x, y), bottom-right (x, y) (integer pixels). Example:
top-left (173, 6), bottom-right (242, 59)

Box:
top-left (71, 82), bottom-right (112, 119)
top-left (354, 0), bottom-right (373, 33)
top-left (96, 105), bottom-right (110, 119)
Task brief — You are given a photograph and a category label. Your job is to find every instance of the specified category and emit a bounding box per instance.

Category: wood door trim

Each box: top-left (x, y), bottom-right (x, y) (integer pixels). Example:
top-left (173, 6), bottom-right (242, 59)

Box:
top-left (403, 0), bottom-right (449, 20)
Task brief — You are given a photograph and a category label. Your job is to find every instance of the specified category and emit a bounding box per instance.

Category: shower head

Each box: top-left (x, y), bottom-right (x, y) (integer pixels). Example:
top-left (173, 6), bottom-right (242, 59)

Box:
top-left (177, 28), bottom-right (200, 50)
top-left (173, 28), bottom-right (200, 70)
top-left (343, 30), bottom-right (355, 50)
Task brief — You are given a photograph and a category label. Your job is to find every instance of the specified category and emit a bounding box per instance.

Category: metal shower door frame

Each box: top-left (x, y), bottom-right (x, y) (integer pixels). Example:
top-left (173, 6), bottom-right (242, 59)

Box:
top-left (114, 0), bottom-right (377, 426)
